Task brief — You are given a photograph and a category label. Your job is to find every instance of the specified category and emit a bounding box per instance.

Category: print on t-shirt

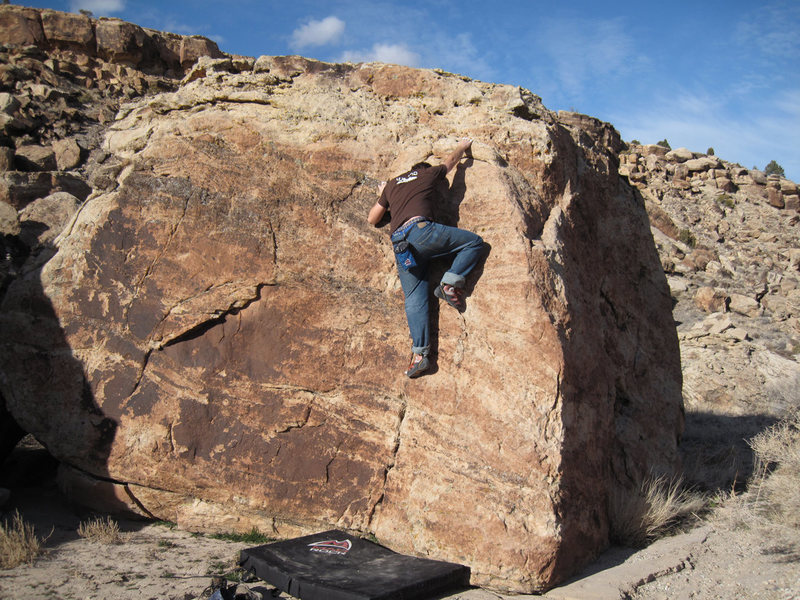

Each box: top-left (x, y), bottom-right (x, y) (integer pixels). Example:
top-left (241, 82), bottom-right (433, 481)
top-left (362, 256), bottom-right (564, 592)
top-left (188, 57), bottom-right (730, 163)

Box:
top-left (395, 171), bottom-right (419, 184)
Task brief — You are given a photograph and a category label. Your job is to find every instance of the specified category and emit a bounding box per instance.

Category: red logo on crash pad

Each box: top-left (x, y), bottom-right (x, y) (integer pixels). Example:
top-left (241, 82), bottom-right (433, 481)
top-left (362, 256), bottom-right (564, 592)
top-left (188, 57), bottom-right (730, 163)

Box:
top-left (308, 539), bottom-right (352, 555)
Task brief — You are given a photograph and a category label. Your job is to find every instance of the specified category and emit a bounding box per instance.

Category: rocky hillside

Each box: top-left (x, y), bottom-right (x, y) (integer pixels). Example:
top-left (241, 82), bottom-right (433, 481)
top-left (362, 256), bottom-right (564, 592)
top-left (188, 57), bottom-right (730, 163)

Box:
top-left (619, 143), bottom-right (799, 491)
top-left (0, 3), bottom-right (798, 594)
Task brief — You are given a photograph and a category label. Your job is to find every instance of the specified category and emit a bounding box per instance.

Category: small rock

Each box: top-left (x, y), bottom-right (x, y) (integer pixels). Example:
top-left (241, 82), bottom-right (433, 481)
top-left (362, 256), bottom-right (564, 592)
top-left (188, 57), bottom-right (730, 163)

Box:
top-left (642, 144), bottom-right (669, 157)
top-left (749, 169), bottom-right (767, 185)
top-left (665, 147), bottom-right (693, 162)
top-left (685, 156), bottom-right (721, 172)
top-left (673, 163), bottom-right (689, 181)
top-left (0, 171), bottom-right (53, 209)
top-left (15, 144), bottom-right (57, 171)
top-left (0, 199), bottom-right (19, 235)
top-left (668, 276), bottom-right (689, 295)
top-left (694, 286), bottom-right (728, 313)
top-left (0, 92), bottom-right (21, 115)
top-left (767, 188), bottom-right (785, 209)
top-left (760, 295), bottom-right (789, 320)
top-left (18, 191), bottom-right (82, 248)
top-left (728, 293), bottom-right (760, 317)
top-left (0, 146), bottom-right (13, 172)
top-left (788, 249), bottom-right (800, 271)
top-left (53, 138), bottom-right (82, 170)
top-left (706, 313), bottom-right (733, 335)
top-left (715, 177), bottom-right (736, 193)
top-left (646, 154), bottom-right (663, 171)
top-left (724, 327), bottom-right (749, 342)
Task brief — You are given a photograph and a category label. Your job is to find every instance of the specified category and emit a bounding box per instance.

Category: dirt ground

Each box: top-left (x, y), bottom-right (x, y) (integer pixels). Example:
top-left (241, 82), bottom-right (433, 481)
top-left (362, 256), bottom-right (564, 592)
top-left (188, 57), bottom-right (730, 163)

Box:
top-left (1, 441), bottom-right (799, 600)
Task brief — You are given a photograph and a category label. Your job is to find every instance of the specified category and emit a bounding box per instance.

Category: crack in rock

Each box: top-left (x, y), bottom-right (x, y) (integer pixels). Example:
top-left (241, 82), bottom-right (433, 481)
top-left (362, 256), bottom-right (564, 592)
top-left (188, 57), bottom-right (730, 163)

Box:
top-left (367, 399), bottom-right (407, 527)
top-left (158, 282), bottom-right (272, 349)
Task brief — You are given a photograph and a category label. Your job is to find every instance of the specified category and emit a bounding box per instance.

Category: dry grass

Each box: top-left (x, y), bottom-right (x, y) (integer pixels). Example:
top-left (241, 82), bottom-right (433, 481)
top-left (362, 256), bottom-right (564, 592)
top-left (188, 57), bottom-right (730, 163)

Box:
top-left (77, 516), bottom-right (123, 544)
top-left (745, 409), bottom-right (800, 527)
top-left (0, 511), bottom-right (44, 569)
top-left (713, 410), bottom-right (800, 534)
top-left (610, 475), bottom-right (705, 548)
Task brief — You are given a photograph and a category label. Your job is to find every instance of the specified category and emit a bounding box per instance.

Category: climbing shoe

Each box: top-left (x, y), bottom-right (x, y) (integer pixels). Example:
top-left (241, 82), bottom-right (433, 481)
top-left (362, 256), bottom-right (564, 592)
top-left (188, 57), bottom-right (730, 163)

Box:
top-left (434, 283), bottom-right (465, 312)
top-left (405, 353), bottom-right (429, 378)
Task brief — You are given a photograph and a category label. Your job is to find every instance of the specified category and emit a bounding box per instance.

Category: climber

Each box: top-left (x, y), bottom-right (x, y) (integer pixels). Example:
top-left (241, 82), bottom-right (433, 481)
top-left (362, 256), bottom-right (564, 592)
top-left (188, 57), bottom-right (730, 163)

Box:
top-left (367, 138), bottom-right (484, 378)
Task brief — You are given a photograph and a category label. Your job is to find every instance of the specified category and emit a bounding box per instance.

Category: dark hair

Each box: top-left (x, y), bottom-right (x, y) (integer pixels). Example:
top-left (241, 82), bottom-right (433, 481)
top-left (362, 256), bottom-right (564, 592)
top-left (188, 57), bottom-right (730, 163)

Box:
top-left (411, 162), bottom-right (432, 171)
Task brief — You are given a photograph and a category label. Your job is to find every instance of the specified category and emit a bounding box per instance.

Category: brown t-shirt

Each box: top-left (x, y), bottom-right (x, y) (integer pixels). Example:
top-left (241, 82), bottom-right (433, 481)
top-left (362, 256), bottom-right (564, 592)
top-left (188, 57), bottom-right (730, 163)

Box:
top-left (378, 164), bottom-right (447, 233)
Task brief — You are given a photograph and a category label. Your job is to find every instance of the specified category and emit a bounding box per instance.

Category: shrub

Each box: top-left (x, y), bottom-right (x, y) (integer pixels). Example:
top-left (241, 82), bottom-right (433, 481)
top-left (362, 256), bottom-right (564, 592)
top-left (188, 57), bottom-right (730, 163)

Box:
top-left (716, 193), bottom-right (735, 208)
top-left (707, 147), bottom-right (715, 156)
top-left (764, 160), bottom-right (785, 177)
top-left (609, 476), bottom-right (705, 547)
top-left (0, 511), bottom-right (44, 568)
top-left (77, 516), bottom-right (123, 544)
top-left (656, 139), bottom-right (671, 150)
top-left (747, 409), bottom-right (800, 527)
top-left (678, 228), bottom-right (696, 247)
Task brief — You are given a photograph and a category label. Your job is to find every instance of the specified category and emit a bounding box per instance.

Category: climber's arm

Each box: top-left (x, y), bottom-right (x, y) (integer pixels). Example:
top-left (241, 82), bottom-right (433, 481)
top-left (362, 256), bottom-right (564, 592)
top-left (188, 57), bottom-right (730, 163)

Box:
top-left (442, 138), bottom-right (473, 173)
top-left (367, 181), bottom-right (388, 226)
top-left (367, 201), bottom-right (387, 226)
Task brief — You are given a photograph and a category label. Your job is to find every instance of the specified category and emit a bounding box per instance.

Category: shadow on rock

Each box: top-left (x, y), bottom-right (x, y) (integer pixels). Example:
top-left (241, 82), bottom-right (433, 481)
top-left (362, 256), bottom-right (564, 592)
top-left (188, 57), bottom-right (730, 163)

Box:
top-left (0, 242), bottom-right (121, 546)
top-left (680, 410), bottom-right (779, 493)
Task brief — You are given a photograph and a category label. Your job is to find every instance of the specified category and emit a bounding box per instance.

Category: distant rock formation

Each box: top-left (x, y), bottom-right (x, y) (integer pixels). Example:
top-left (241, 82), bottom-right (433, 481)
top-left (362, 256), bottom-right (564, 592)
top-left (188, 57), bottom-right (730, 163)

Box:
top-left (620, 143), bottom-right (799, 492)
top-left (620, 144), bottom-right (799, 414)
top-left (0, 4), bottom-right (224, 73)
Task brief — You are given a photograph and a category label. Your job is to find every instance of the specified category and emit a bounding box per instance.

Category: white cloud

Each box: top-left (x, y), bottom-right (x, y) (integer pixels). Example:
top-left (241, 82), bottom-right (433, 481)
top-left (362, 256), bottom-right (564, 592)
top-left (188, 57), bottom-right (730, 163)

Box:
top-left (161, 19), bottom-right (203, 36)
top-left (538, 16), bottom-right (640, 97)
top-left (734, 2), bottom-right (800, 61)
top-left (423, 32), bottom-right (495, 82)
top-left (69, 0), bottom-right (125, 14)
top-left (340, 43), bottom-right (420, 67)
top-left (290, 16), bottom-right (345, 49)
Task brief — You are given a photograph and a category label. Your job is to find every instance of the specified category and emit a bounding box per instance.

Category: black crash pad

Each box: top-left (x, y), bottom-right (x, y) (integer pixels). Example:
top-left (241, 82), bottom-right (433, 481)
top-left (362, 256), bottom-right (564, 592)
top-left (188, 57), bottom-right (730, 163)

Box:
top-left (239, 530), bottom-right (470, 600)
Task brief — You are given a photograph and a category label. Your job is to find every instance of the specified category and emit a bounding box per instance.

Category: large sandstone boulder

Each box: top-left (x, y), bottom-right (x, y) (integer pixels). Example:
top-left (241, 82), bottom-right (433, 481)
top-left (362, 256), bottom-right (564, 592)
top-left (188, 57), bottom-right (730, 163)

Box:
top-left (40, 9), bottom-right (95, 50)
top-left (0, 5), bottom-right (45, 46)
top-left (0, 59), bottom-right (682, 592)
top-left (95, 18), bottom-right (150, 65)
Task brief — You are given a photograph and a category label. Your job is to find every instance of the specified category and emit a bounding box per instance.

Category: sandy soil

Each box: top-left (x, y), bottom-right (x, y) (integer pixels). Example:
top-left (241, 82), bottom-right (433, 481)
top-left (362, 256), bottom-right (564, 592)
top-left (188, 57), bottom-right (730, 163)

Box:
top-left (1, 442), bottom-right (799, 600)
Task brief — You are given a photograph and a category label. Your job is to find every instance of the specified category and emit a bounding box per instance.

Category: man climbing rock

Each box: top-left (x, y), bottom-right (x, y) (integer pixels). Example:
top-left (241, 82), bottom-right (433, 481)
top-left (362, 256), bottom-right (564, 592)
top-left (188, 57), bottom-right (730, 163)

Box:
top-left (367, 139), bottom-right (485, 378)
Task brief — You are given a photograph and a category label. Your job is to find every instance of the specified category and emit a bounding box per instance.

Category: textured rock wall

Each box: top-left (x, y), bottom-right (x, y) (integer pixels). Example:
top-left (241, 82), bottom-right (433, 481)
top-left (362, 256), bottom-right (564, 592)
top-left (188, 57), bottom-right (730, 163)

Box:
top-left (0, 50), bottom-right (683, 591)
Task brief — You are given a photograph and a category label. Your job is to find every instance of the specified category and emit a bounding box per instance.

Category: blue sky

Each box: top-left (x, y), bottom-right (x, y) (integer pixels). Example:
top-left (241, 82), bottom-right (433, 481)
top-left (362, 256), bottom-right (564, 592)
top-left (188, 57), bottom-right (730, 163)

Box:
top-left (21, 0), bottom-right (800, 181)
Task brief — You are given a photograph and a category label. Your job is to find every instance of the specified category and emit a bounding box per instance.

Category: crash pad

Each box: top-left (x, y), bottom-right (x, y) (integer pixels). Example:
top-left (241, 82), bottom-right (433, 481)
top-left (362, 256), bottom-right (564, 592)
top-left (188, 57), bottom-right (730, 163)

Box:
top-left (239, 530), bottom-right (471, 600)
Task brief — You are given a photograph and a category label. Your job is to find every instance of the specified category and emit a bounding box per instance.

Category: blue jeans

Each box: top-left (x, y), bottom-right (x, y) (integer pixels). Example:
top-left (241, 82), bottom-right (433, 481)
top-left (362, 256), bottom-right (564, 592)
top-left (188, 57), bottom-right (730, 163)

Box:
top-left (395, 221), bottom-right (484, 355)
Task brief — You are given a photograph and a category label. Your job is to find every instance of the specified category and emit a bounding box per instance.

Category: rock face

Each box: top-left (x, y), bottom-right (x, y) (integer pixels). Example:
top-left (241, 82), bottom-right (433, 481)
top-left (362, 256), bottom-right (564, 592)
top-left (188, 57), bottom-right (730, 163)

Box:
top-left (0, 29), bottom-right (684, 593)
